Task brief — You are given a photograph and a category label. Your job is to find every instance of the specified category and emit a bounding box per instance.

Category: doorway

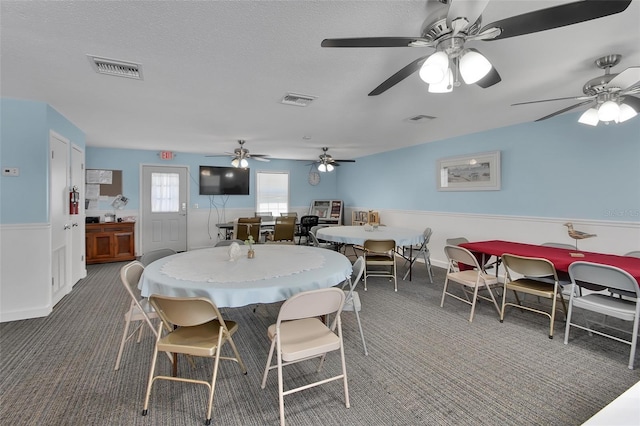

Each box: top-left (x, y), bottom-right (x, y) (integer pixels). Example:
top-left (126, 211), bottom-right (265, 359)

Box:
top-left (140, 165), bottom-right (188, 254)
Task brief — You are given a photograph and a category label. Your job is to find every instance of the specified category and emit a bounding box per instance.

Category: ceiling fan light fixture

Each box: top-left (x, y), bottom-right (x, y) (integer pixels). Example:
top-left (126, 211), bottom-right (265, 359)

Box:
top-left (419, 51), bottom-right (449, 84)
top-left (428, 68), bottom-right (453, 93)
top-left (578, 108), bottom-right (600, 126)
top-left (459, 50), bottom-right (492, 84)
top-left (318, 163), bottom-right (327, 172)
top-left (598, 100), bottom-right (620, 122)
top-left (617, 103), bottom-right (637, 123)
top-left (231, 158), bottom-right (248, 168)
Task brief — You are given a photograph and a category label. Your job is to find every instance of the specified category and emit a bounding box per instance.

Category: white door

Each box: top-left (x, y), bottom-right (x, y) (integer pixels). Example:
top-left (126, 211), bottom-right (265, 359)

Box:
top-left (50, 133), bottom-right (70, 305)
top-left (141, 165), bottom-right (188, 254)
top-left (71, 145), bottom-right (86, 285)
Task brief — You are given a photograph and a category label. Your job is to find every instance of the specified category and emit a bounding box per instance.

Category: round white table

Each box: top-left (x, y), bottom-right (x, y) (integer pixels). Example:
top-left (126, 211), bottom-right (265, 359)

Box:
top-left (317, 225), bottom-right (424, 247)
top-left (139, 245), bottom-right (352, 308)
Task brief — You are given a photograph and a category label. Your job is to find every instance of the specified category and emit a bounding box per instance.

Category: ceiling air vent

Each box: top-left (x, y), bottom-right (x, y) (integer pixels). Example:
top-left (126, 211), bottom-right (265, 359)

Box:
top-left (407, 114), bottom-right (437, 123)
top-left (280, 93), bottom-right (317, 107)
top-left (87, 55), bottom-right (143, 80)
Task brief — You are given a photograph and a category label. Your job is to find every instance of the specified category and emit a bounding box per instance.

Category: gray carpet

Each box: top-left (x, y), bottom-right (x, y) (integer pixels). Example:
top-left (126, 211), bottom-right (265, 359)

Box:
top-left (1, 259), bottom-right (638, 425)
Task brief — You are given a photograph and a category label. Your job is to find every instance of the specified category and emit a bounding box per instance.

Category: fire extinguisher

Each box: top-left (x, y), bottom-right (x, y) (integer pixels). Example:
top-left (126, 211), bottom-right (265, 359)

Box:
top-left (70, 185), bottom-right (80, 215)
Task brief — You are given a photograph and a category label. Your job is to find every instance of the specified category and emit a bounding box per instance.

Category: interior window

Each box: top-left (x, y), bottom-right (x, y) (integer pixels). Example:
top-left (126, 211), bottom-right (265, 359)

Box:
top-left (256, 171), bottom-right (289, 216)
top-left (151, 172), bottom-right (180, 212)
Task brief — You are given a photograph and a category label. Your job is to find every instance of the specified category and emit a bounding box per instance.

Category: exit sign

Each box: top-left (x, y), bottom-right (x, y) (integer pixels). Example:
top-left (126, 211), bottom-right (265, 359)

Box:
top-left (159, 151), bottom-right (174, 160)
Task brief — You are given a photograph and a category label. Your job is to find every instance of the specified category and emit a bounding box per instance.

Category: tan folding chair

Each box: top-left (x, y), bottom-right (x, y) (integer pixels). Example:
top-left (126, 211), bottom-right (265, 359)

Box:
top-left (565, 261), bottom-right (640, 369)
top-left (260, 287), bottom-right (349, 426)
top-left (441, 245), bottom-right (501, 322)
top-left (233, 217), bottom-right (261, 242)
top-left (341, 256), bottom-right (368, 355)
top-left (363, 239), bottom-right (397, 292)
top-left (500, 254), bottom-right (567, 339)
top-left (271, 216), bottom-right (296, 242)
top-left (115, 261), bottom-right (168, 371)
top-left (142, 295), bottom-right (247, 425)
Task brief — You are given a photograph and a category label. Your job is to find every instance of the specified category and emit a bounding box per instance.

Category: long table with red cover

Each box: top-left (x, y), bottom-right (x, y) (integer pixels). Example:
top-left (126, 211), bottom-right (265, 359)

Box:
top-left (459, 240), bottom-right (640, 284)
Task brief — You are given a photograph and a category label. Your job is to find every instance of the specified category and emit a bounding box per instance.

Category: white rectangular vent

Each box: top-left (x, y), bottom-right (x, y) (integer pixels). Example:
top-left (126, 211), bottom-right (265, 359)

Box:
top-left (407, 114), bottom-right (436, 122)
top-left (87, 55), bottom-right (143, 80)
top-left (280, 93), bottom-right (317, 107)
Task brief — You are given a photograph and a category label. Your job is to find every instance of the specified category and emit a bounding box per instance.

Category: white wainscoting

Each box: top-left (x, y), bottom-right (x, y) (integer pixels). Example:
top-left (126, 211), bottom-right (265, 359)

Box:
top-left (0, 223), bottom-right (52, 322)
top-left (346, 207), bottom-right (640, 270)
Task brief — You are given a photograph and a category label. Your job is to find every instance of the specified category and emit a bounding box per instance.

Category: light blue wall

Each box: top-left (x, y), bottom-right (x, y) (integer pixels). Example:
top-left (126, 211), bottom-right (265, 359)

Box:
top-left (3, 96), bottom-right (639, 223)
top-left (0, 98), bottom-right (86, 224)
top-left (337, 112), bottom-right (640, 221)
top-left (85, 148), bottom-right (339, 210)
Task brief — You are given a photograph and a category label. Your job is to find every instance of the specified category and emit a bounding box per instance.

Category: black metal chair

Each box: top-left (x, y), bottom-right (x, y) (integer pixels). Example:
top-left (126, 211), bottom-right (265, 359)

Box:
top-left (295, 215), bottom-right (319, 245)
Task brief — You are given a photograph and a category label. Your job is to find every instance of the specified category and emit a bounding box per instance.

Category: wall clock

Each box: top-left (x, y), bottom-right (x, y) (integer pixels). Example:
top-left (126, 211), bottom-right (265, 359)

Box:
top-left (308, 171), bottom-right (321, 186)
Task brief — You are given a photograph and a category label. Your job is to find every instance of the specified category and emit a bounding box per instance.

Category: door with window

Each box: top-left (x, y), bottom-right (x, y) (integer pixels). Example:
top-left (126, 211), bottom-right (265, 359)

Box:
top-left (141, 165), bottom-right (188, 254)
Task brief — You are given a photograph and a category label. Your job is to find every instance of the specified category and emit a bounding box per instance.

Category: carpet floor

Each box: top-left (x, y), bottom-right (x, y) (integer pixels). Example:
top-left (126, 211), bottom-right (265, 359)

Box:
top-left (1, 259), bottom-right (638, 425)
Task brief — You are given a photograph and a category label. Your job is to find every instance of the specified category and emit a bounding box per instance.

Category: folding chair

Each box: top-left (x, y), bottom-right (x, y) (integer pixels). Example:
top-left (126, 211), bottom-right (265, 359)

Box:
top-left (363, 239), bottom-right (397, 292)
top-left (500, 254), bottom-right (567, 339)
top-left (402, 227), bottom-right (433, 282)
top-left (261, 287), bottom-right (349, 426)
top-left (341, 256), bottom-right (368, 355)
top-left (143, 295), bottom-right (247, 425)
top-left (115, 261), bottom-right (168, 371)
top-left (564, 261), bottom-right (640, 369)
top-left (441, 245), bottom-right (501, 322)
top-left (140, 248), bottom-right (176, 266)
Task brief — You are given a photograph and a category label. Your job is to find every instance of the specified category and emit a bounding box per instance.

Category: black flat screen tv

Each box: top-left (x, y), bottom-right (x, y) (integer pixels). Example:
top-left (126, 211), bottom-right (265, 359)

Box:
top-left (199, 166), bottom-right (250, 195)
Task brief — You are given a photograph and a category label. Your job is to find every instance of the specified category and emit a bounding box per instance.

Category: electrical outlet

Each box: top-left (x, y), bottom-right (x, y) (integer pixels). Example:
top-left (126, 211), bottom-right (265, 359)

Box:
top-left (193, 203), bottom-right (199, 209)
top-left (2, 167), bottom-right (19, 176)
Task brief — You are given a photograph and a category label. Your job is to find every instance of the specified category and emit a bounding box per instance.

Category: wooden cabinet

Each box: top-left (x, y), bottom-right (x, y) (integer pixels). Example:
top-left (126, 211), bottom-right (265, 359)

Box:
top-left (86, 222), bottom-right (136, 264)
top-left (352, 210), bottom-right (380, 226)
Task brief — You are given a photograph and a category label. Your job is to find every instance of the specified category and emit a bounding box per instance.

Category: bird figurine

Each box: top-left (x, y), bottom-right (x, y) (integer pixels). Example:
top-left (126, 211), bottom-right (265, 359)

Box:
top-left (564, 223), bottom-right (597, 250)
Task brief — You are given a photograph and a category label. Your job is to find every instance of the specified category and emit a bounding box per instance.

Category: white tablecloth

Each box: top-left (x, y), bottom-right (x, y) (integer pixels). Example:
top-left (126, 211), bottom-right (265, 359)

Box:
top-left (139, 245), bottom-right (352, 308)
top-left (317, 226), bottom-right (424, 247)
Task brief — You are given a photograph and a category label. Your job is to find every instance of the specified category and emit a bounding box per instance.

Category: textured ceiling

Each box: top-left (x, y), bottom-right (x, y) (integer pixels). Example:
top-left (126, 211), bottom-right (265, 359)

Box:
top-left (2, 1), bottom-right (639, 162)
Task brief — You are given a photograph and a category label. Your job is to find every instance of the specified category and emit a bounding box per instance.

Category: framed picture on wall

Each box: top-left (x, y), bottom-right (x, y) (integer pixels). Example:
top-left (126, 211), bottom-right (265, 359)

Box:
top-left (437, 151), bottom-right (501, 191)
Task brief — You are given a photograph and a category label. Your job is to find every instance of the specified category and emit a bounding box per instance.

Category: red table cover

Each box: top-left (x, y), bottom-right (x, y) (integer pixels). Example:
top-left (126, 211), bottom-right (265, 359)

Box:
top-left (460, 240), bottom-right (640, 283)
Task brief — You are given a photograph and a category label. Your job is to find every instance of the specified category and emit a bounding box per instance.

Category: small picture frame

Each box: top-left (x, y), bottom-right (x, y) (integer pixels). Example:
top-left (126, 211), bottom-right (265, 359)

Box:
top-left (437, 151), bottom-right (501, 191)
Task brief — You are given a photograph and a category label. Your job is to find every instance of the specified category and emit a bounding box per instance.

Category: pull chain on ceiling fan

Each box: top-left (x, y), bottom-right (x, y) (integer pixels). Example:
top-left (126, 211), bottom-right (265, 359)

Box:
top-left (321, 0), bottom-right (632, 96)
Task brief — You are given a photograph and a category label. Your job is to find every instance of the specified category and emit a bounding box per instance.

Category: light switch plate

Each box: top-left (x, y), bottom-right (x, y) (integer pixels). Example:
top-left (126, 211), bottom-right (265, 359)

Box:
top-left (2, 167), bottom-right (19, 176)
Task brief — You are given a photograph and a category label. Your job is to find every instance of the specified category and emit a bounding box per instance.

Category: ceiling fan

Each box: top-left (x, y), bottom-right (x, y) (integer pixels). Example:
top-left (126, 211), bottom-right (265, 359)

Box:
top-left (308, 147), bottom-right (356, 172)
top-left (321, 0), bottom-right (632, 96)
top-left (512, 54), bottom-right (640, 125)
top-left (207, 140), bottom-right (270, 167)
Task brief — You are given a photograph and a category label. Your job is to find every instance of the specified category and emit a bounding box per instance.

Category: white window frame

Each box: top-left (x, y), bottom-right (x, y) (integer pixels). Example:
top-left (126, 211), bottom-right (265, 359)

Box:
top-left (255, 170), bottom-right (289, 217)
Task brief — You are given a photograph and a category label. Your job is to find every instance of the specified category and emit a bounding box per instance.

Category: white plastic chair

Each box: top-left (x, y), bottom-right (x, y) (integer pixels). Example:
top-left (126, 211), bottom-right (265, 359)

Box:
top-left (564, 261), bottom-right (640, 369)
top-left (341, 257), bottom-right (368, 355)
top-left (260, 287), bottom-right (349, 426)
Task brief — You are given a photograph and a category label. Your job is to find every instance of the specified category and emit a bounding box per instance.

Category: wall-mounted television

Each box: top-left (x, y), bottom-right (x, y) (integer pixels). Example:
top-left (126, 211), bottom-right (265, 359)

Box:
top-left (199, 166), bottom-right (250, 195)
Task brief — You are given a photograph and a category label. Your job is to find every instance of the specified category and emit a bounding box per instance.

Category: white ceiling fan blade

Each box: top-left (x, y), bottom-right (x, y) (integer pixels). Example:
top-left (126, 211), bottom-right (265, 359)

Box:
top-left (447, 0), bottom-right (490, 31)
top-left (252, 157), bottom-right (270, 162)
top-left (606, 67), bottom-right (640, 91)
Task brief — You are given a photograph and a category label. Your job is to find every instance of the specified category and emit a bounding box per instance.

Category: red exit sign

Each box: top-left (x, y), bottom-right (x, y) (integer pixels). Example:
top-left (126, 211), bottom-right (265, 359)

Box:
top-left (159, 151), bottom-right (174, 160)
